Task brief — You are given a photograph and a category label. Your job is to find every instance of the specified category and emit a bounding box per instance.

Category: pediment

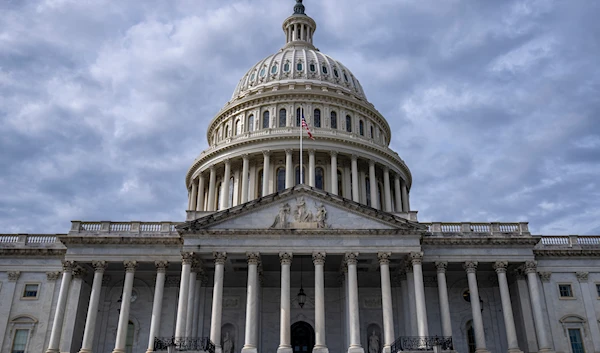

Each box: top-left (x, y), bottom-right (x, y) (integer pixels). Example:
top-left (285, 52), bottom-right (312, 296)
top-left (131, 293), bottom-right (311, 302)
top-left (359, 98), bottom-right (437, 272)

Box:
top-left (178, 185), bottom-right (426, 233)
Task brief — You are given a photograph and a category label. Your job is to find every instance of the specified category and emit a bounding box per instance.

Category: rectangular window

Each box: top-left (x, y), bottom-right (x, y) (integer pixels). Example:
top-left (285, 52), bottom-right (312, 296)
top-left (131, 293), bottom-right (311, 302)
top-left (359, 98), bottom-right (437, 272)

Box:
top-left (568, 328), bottom-right (585, 353)
top-left (11, 329), bottom-right (28, 353)
top-left (22, 284), bottom-right (39, 298)
top-left (596, 284), bottom-right (600, 298)
top-left (559, 284), bottom-right (573, 298)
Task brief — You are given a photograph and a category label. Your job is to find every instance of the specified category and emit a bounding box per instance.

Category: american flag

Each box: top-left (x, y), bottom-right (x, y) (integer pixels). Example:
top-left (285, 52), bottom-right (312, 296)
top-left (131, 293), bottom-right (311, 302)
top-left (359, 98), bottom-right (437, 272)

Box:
top-left (301, 113), bottom-right (315, 140)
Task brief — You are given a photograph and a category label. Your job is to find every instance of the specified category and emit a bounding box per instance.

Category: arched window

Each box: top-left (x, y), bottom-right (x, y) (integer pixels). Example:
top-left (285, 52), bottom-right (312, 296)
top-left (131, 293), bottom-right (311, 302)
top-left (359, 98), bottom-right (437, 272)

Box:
top-left (337, 170), bottom-right (343, 197)
top-left (279, 109), bottom-right (287, 127)
top-left (466, 321), bottom-right (476, 353)
top-left (248, 115), bottom-right (254, 132)
top-left (370, 126), bottom-right (374, 138)
top-left (9, 316), bottom-right (37, 353)
top-left (262, 111), bottom-right (270, 129)
top-left (126, 321), bottom-right (135, 353)
top-left (296, 108), bottom-right (302, 127)
top-left (229, 176), bottom-right (235, 207)
top-left (330, 111), bottom-right (337, 129)
top-left (277, 168), bottom-right (286, 192)
top-left (378, 183), bottom-right (383, 210)
top-left (235, 119), bottom-right (241, 135)
top-left (224, 125), bottom-right (229, 138)
top-left (365, 178), bottom-right (371, 207)
top-left (295, 166), bottom-right (306, 185)
top-left (314, 109), bottom-right (321, 127)
top-left (315, 167), bottom-right (324, 190)
top-left (257, 170), bottom-right (263, 198)
top-left (216, 182), bottom-right (222, 210)
top-left (359, 120), bottom-right (364, 136)
top-left (345, 115), bottom-right (352, 132)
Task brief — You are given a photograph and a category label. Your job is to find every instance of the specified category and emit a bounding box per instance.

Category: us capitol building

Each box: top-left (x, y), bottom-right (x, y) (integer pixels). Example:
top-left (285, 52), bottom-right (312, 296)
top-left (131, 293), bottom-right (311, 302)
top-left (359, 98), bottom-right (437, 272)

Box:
top-left (1, 2), bottom-right (598, 353)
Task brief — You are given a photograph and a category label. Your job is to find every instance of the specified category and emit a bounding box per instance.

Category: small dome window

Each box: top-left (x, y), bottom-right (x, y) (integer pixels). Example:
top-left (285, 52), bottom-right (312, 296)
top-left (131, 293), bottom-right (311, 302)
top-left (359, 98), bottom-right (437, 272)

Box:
top-left (271, 64), bottom-right (278, 74)
top-left (322, 66), bottom-right (328, 74)
top-left (344, 72), bottom-right (349, 82)
top-left (333, 69), bottom-right (339, 78)
top-left (250, 72), bottom-right (256, 81)
top-left (297, 62), bottom-right (303, 71)
top-left (259, 68), bottom-right (266, 77)
top-left (284, 63), bottom-right (290, 72)
top-left (309, 63), bottom-right (316, 72)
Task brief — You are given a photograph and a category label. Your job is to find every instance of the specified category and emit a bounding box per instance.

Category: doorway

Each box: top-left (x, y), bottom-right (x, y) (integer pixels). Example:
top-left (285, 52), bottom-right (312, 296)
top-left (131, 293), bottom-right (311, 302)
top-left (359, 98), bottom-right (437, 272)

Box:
top-left (291, 321), bottom-right (315, 353)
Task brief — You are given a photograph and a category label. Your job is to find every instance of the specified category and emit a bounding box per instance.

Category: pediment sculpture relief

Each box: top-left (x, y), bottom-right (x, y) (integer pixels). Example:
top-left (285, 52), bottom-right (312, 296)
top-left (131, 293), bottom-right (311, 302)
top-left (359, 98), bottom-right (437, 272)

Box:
top-left (270, 197), bottom-right (329, 229)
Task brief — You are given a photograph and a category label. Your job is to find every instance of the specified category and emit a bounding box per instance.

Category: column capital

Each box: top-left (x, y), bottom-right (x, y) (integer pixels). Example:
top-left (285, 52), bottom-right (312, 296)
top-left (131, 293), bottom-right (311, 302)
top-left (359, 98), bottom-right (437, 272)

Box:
top-left (369, 160), bottom-right (375, 167)
top-left (308, 149), bottom-right (315, 155)
top-left (191, 259), bottom-right (204, 273)
top-left (539, 272), bottom-right (552, 282)
top-left (124, 261), bottom-right (138, 273)
top-left (285, 149), bottom-right (293, 155)
top-left (263, 150), bottom-right (271, 157)
top-left (209, 164), bottom-right (216, 172)
top-left (312, 251), bottom-right (326, 265)
top-left (223, 158), bottom-right (231, 166)
top-left (435, 261), bottom-right (448, 273)
top-left (242, 154), bottom-right (250, 161)
top-left (279, 252), bottom-right (293, 265)
top-left (8, 271), bottom-right (21, 281)
top-left (214, 252), bottom-right (227, 265)
top-left (344, 252), bottom-right (359, 265)
top-left (383, 165), bottom-right (389, 172)
top-left (155, 261), bottom-right (169, 273)
top-left (523, 260), bottom-right (537, 274)
top-left (351, 154), bottom-right (358, 162)
top-left (463, 261), bottom-right (478, 273)
top-left (247, 252), bottom-right (261, 265)
top-left (329, 151), bottom-right (338, 157)
top-left (378, 252), bottom-right (391, 265)
top-left (92, 261), bottom-right (108, 273)
top-left (73, 266), bottom-right (87, 279)
top-left (46, 271), bottom-right (61, 281)
top-left (576, 272), bottom-right (589, 282)
top-left (409, 252), bottom-right (423, 266)
top-left (62, 260), bottom-right (76, 272)
top-left (493, 261), bottom-right (508, 273)
top-left (181, 252), bottom-right (196, 265)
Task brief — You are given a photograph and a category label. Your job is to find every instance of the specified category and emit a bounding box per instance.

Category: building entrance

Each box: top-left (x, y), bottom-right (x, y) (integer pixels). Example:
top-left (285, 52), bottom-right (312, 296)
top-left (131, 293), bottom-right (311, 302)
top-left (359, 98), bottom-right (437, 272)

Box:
top-left (291, 321), bottom-right (315, 353)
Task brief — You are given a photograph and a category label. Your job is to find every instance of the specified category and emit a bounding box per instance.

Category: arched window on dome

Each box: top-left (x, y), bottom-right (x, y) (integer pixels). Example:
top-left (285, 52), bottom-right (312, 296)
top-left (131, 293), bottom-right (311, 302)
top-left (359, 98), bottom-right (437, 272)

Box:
top-left (331, 111), bottom-right (338, 129)
top-left (377, 182), bottom-right (383, 210)
top-left (337, 169), bottom-right (343, 197)
top-left (235, 119), bottom-right (241, 136)
top-left (216, 181), bottom-right (222, 210)
top-left (257, 170), bottom-right (263, 198)
top-left (229, 176), bottom-right (235, 207)
top-left (279, 109), bottom-right (287, 127)
top-left (277, 167), bottom-right (286, 192)
top-left (315, 167), bottom-right (324, 190)
top-left (295, 166), bottom-right (306, 185)
top-left (346, 115), bottom-right (352, 133)
top-left (314, 109), bottom-right (321, 128)
top-left (365, 178), bottom-right (371, 207)
top-left (370, 125), bottom-right (374, 139)
top-left (224, 125), bottom-right (229, 138)
top-left (263, 111), bottom-right (270, 129)
top-left (296, 108), bottom-right (301, 127)
top-left (359, 120), bottom-right (364, 136)
top-left (248, 115), bottom-right (254, 132)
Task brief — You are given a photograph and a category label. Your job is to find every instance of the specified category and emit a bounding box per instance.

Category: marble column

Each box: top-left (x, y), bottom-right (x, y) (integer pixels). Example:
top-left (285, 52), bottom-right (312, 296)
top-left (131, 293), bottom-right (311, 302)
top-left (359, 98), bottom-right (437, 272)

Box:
top-left (308, 150), bottom-right (316, 187)
top-left (524, 261), bottom-right (554, 353)
top-left (401, 180), bottom-right (409, 212)
top-left (46, 261), bottom-right (74, 353)
top-left (175, 253), bottom-right (194, 338)
top-left (368, 161), bottom-right (378, 209)
top-left (262, 151), bottom-right (271, 196)
top-left (393, 176), bottom-right (402, 212)
top-left (351, 155), bottom-right (359, 202)
top-left (210, 252), bottom-right (227, 353)
top-left (190, 180), bottom-right (198, 211)
top-left (278, 252), bottom-right (293, 353)
top-left (378, 253), bottom-right (394, 353)
top-left (207, 166), bottom-right (217, 211)
top-left (242, 252), bottom-right (260, 353)
top-left (345, 252), bottom-right (364, 353)
top-left (285, 149), bottom-right (293, 188)
top-left (112, 261), bottom-right (138, 353)
top-left (464, 261), bottom-right (489, 353)
top-left (79, 261), bottom-right (107, 353)
top-left (220, 159), bottom-right (231, 209)
top-left (330, 152), bottom-right (338, 195)
top-left (197, 175), bottom-right (206, 211)
top-left (382, 167), bottom-right (392, 212)
top-left (146, 261), bottom-right (169, 353)
top-left (409, 252), bottom-right (429, 337)
top-left (435, 262), bottom-right (453, 338)
top-left (493, 261), bottom-right (522, 353)
top-left (241, 155), bottom-right (250, 203)
top-left (313, 252), bottom-right (328, 353)
top-left (186, 261), bottom-right (202, 337)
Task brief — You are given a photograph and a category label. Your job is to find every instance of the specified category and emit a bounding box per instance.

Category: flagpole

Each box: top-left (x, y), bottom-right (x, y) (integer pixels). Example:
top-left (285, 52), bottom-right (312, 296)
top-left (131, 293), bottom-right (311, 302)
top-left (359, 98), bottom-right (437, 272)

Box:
top-left (300, 105), bottom-right (304, 185)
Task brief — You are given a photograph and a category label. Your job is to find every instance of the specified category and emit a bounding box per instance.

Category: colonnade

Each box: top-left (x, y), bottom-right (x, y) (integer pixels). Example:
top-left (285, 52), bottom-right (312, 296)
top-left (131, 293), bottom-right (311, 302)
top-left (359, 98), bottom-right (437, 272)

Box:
top-left (188, 151), bottom-right (411, 213)
top-left (45, 256), bottom-right (552, 353)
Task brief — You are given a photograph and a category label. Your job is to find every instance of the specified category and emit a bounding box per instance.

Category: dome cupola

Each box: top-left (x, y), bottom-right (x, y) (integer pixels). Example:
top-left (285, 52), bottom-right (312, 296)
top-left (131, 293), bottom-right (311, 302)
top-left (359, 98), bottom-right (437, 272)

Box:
top-left (283, 0), bottom-right (317, 49)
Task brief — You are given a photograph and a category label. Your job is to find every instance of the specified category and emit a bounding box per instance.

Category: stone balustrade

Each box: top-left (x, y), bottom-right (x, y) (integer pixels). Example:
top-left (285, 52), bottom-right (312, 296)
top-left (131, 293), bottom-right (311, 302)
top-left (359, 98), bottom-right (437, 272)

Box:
top-left (0, 234), bottom-right (59, 244)
top-left (421, 222), bottom-right (530, 235)
top-left (69, 221), bottom-right (181, 235)
top-left (538, 235), bottom-right (600, 247)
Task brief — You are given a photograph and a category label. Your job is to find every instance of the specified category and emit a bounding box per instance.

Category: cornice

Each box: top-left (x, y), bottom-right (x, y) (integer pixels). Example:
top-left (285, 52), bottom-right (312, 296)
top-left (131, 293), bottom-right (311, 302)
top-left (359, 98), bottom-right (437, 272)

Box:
top-left (187, 228), bottom-right (422, 237)
top-left (58, 236), bottom-right (183, 246)
top-left (533, 248), bottom-right (600, 257)
top-left (422, 237), bottom-right (539, 246)
top-left (0, 248), bottom-right (66, 257)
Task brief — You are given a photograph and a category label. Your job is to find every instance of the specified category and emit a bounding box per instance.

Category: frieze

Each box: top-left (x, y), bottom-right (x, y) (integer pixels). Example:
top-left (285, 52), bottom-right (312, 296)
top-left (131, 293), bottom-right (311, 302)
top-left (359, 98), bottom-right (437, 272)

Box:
top-left (270, 197), bottom-right (329, 229)
top-left (58, 236), bottom-right (182, 245)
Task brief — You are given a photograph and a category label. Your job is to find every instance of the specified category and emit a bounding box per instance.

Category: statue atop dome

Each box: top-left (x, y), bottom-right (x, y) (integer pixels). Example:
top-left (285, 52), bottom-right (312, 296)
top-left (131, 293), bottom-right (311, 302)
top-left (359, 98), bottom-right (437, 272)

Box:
top-left (294, 0), bottom-right (306, 15)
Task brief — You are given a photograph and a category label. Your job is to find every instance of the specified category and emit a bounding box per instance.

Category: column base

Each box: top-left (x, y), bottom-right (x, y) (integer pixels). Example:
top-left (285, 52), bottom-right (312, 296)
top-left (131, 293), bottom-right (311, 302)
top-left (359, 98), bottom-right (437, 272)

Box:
top-left (79, 350), bottom-right (92, 353)
top-left (242, 346), bottom-right (258, 353)
top-left (313, 345), bottom-right (329, 353)
top-left (382, 346), bottom-right (391, 353)
top-left (347, 345), bottom-right (365, 353)
top-left (112, 350), bottom-right (125, 353)
top-left (538, 350), bottom-right (555, 353)
top-left (278, 345), bottom-right (293, 353)
top-left (475, 349), bottom-right (491, 353)
top-left (45, 350), bottom-right (59, 353)
top-left (507, 349), bottom-right (523, 353)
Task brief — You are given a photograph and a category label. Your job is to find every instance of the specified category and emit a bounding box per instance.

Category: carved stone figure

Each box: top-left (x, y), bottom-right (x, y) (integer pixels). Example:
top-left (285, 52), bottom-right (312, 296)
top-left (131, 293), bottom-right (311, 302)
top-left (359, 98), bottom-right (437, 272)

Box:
top-left (222, 331), bottom-right (233, 353)
top-left (315, 203), bottom-right (327, 228)
top-left (271, 203), bottom-right (290, 228)
top-left (294, 197), bottom-right (313, 222)
top-left (369, 330), bottom-right (380, 353)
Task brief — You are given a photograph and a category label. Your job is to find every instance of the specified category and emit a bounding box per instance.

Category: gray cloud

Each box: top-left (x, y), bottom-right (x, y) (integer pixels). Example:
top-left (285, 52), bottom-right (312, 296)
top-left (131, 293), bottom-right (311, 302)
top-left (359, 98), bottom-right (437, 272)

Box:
top-left (0, 0), bottom-right (598, 235)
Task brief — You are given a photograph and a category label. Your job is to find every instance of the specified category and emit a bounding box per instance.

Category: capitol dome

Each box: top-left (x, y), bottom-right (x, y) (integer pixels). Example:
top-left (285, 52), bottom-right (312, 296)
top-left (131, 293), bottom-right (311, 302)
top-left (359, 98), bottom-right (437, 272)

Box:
top-left (185, 0), bottom-right (413, 219)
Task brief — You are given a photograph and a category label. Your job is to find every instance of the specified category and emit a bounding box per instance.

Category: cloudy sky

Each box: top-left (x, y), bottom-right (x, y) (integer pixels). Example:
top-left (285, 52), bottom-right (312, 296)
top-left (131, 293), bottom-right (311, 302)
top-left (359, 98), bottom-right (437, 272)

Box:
top-left (1, 0), bottom-right (598, 235)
